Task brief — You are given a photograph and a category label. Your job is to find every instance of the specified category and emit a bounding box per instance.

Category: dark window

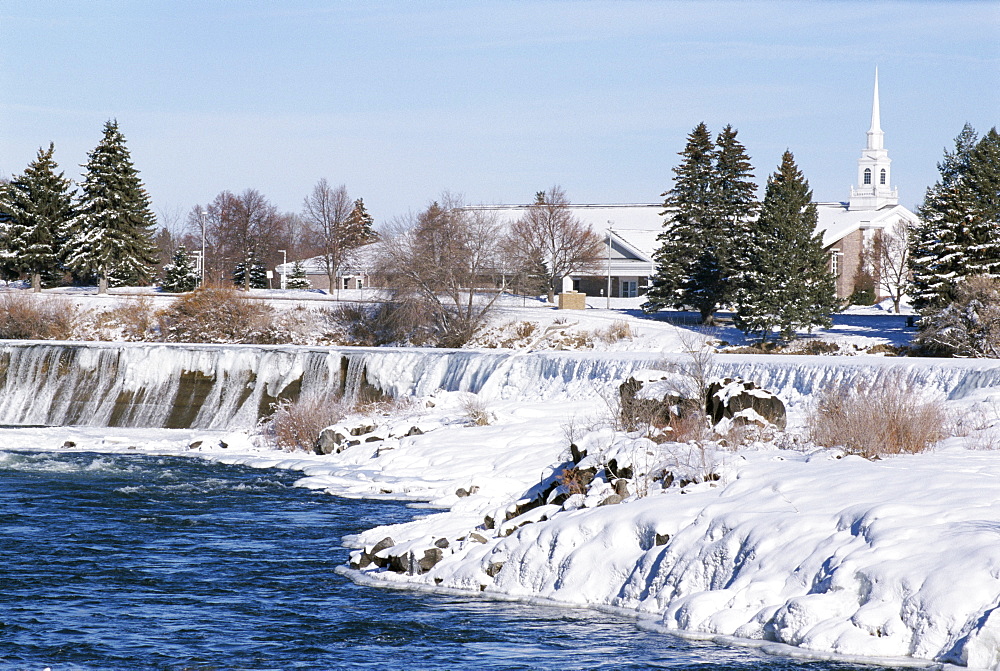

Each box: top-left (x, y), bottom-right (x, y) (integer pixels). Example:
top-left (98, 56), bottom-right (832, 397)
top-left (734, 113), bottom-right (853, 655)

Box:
top-left (880, 168), bottom-right (886, 185)
top-left (864, 168), bottom-right (872, 185)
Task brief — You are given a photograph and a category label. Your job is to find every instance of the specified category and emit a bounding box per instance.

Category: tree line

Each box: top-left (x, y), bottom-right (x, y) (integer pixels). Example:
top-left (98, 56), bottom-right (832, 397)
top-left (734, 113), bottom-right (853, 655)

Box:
top-left (646, 122), bottom-right (836, 342)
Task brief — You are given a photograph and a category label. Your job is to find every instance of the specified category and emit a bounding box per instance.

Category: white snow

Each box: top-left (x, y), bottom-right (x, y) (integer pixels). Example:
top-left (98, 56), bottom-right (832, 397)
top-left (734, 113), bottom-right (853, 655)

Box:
top-left (3, 295), bottom-right (1000, 668)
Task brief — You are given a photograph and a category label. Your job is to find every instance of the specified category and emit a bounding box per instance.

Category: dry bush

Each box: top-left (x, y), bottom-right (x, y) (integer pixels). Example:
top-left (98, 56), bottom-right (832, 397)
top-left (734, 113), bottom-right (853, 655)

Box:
top-left (809, 379), bottom-right (946, 458)
top-left (267, 393), bottom-right (346, 452)
top-left (460, 393), bottom-right (492, 426)
top-left (330, 301), bottom-right (432, 346)
top-left (0, 293), bottom-right (78, 340)
top-left (156, 287), bottom-right (279, 344)
top-left (557, 466), bottom-right (589, 496)
top-left (89, 297), bottom-right (156, 341)
top-left (596, 319), bottom-right (632, 344)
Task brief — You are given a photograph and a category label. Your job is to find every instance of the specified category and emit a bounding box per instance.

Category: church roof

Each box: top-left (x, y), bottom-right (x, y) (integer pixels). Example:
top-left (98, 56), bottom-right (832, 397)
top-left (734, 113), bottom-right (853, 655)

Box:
top-left (815, 202), bottom-right (917, 248)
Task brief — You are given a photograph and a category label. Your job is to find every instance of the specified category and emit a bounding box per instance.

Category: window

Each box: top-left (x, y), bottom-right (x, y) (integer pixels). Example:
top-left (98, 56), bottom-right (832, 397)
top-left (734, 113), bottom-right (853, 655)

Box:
top-left (621, 281), bottom-right (637, 298)
top-left (830, 252), bottom-right (840, 277)
top-left (880, 168), bottom-right (886, 185)
top-left (864, 168), bottom-right (872, 185)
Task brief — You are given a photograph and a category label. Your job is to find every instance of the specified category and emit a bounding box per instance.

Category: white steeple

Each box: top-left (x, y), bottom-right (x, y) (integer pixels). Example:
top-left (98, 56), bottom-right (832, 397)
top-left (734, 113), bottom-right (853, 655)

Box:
top-left (850, 67), bottom-right (897, 210)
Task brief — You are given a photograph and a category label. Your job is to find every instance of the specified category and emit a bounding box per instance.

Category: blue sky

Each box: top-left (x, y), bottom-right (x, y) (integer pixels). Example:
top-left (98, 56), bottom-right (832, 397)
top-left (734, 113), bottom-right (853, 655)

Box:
top-left (1, 1), bottom-right (997, 228)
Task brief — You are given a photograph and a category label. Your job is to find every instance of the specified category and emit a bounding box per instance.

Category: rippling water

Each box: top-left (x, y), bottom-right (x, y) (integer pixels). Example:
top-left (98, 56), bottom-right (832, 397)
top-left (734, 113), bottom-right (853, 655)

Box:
top-left (0, 450), bottom-right (906, 670)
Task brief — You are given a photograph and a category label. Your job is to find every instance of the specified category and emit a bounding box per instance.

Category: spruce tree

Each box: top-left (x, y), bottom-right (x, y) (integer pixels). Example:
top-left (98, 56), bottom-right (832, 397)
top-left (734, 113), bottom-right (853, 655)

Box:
top-left (647, 123), bottom-right (757, 324)
top-left (732, 151), bottom-right (837, 342)
top-left (648, 122), bottom-right (717, 321)
top-left (910, 124), bottom-right (1000, 311)
top-left (346, 198), bottom-right (377, 244)
top-left (285, 260), bottom-right (312, 290)
top-left (65, 120), bottom-right (159, 293)
top-left (161, 245), bottom-right (200, 293)
top-left (0, 143), bottom-right (75, 291)
top-left (233, 254), bottom-right (268, 289)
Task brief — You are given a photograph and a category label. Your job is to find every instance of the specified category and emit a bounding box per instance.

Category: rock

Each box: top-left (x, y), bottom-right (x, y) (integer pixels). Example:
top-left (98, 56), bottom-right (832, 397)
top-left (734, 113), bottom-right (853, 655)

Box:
top-left (570, 443), bottom-right (587, 463)
top-left (655, 532), bottom-right (671, 546)
top-left (405, 426), bottom-right (424, 437)
top-left (62, 440), bottom-right (76, 449)
top-left (706, 378), bottom-right (787, 429)
top-left (485, 561), bottom-right (504, 577)
top-left (598, 494), bottom-right (624, 506)
top-left (187, 440), bottom-right (201, 450)
top-left (364, 436), bottom-right (383, 443)
top-left (218, 441), bottom-right (228, 449)
top-left (606, 458), bottom-right (633, 481)
top-left (418, 548), bottom-right (444, 573)
top-left (468, 532), bottom-right (489, 544)
top-left (434, 538), bottom-right (449, 549)
top-left (350, 424), bottom-right (376, 437)
top-left (614, 478), bottom-right (630, 497)
top-left (314, 427), bottom-right (344, 455)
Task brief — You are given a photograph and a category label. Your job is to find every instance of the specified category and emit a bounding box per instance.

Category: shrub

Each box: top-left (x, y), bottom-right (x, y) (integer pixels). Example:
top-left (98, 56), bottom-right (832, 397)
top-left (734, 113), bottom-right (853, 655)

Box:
top-left (156, 286), bottom-right (278, 344)
top-left (266, 393), bottom-right (345, 452)
top-left (330, 301), bottom-right (432, 346)
top-left (0, 293), bottom-right (78, 340)
top-left (916, 276), bottom-right (1000, 357)
top-left (460, 393), bottom-right (492, 426)
top-left (89, 297), bottom-right (156, 341)
top-left (596, 319), bottom-right (632, 344)
top-left (809, 377), bottom-right (946, 458)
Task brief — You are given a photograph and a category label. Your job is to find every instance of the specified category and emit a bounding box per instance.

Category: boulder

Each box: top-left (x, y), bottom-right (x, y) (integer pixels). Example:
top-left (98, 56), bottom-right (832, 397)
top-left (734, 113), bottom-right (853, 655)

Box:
top-left (706, 378), bottom-right (786, 429)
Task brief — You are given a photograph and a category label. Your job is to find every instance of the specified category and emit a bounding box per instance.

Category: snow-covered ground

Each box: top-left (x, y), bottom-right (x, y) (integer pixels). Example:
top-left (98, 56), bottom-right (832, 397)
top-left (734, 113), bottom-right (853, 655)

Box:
top-left (7, 288), bottom-right (1000, 668)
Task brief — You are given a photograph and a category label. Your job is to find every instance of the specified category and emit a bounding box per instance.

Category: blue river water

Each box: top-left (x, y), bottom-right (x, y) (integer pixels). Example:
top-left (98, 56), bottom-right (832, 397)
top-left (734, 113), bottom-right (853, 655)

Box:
top-left (0, 450), bottom-right (909, 671)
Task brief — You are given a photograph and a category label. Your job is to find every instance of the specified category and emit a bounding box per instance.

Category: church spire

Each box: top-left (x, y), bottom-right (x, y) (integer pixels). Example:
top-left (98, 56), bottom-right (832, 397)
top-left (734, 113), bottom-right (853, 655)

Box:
top-left (849, 67), bottom-right (897, 210)
top-left (867, 67), bottom-right (884, 150)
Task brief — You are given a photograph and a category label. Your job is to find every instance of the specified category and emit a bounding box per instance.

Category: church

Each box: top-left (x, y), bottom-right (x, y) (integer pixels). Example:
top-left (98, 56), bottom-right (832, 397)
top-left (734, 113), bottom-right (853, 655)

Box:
top-left (476, 70), bottom-right (918, 303)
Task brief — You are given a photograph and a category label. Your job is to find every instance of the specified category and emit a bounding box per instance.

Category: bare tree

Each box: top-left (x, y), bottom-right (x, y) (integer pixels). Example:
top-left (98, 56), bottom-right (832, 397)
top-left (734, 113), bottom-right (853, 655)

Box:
top-left (509, 186), bottom-right (604, 302)
top-left (195, 189), bottom-right (285, 289)
top-left (302, 179), bottom-right (373, 294)
top-left (375, 193), bottom-right (507, 346)
top-left (873, 219), bottom-right (911, 314)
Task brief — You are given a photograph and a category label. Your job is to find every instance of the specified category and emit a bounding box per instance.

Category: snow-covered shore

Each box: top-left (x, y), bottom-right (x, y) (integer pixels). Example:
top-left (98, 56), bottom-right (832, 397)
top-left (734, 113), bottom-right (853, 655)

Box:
top-left (3, 300), bottom-right (1000, 668)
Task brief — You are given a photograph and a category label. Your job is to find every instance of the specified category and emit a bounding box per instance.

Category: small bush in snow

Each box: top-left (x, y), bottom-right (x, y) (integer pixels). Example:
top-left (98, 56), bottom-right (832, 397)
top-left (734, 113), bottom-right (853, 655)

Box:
top-left (266, 393), bottom-right (345, 452)
top-left (88, 297), bottom-right (156, 341)
top-left (915, 276), bottom-right (1000, 358)
top-left (595, 319), bottom-right (632, 344)
top-left (155, 286), bottom-right (278, 344)
top-left (809, 378), bottom-right (945, 458)
top-left (460, 393), bottom-right (492, 426)
top-left (0, 293), bottom-right (78, 340)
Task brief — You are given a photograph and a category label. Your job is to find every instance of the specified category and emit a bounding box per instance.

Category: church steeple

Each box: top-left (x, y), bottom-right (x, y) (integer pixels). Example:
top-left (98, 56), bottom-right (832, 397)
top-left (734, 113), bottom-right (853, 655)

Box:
top-left (850, 67), bottom-right (897, 210)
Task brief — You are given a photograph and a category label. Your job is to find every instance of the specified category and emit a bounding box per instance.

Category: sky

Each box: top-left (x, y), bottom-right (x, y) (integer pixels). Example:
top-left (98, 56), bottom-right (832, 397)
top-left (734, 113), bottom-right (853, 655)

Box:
top-left (1, 1), bottom-right (997, 230)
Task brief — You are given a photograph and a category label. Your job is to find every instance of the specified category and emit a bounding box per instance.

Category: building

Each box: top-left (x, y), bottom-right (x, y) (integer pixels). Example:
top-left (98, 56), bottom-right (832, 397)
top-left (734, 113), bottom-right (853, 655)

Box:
top-left (815, 69), bottom-right (918, 299)
top-left (481, 70), bottom-right (915, 302)
top-left (274, 242), bottom-right (379, 293)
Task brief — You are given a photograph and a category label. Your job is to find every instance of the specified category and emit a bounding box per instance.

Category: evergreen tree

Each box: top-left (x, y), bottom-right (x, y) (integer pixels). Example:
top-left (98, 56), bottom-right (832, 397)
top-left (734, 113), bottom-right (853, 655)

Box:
top-left (233, 254), bottom-right (268, 289)
top-left (346, 197), bottom-right (377, 245)
top-left (732, 151), bottom-right (837, 342)
top-left (648, 123), bottom-right (716, 320)
top-left (0, 143), bottom-right (75, 291)
top-left (161, 245), bottom-right (200, 293)
top-left (65, 120), bottom-right (159, 293)
top-left (647, 123), bottom-right (757, 324)
top-left (910, 124), bottom-right (1000, 312)
top-left (285, 260), bottom-right (311, 289)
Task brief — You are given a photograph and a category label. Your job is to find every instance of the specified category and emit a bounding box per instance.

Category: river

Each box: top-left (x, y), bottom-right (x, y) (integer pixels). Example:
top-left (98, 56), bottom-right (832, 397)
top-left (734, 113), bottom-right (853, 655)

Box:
top-left (0, 450), bottom-right (910, 670)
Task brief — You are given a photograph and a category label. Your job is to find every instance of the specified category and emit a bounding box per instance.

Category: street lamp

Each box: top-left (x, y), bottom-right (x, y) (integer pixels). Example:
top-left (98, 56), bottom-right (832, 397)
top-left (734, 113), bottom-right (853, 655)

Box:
top-left (606, 221), bottom-right (614, 310)
top-left (278, 249), bottom-right (287, 290)
top-left (199, 209), bottom-right (207, 287)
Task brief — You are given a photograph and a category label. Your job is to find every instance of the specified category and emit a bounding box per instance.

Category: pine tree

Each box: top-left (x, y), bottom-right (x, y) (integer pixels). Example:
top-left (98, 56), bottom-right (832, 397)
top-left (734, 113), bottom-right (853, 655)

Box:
top-left (285, 260), bottom-right (311, 289)
top-left (65, 120), bottom-right (159, 293)
top-left (0, 143), bottom-right (75, 291)
top-left (648, 123), bottom-right (717, 321)
top-left (346, 198), bottom-right (377, 245)
top-left (647, 123), bottom-right (757, 324)
top-left (161, 245), bottom-right (200, 293)
top-left (233, 254), bottom-right (268, 289)
top-left (910, 124), bottom-right (1000, 311)
top-left (732, 151), bottom-right (837, 342)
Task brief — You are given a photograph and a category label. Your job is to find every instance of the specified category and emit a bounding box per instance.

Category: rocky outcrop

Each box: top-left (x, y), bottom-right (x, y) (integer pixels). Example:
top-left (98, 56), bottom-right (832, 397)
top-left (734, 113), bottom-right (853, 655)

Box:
top-left (706, 378), bottom-right (787, 429)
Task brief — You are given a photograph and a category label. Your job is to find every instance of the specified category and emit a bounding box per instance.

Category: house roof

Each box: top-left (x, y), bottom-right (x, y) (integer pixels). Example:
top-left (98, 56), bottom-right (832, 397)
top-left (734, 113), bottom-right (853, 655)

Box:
top-left (815, 202), bottom-right (918, 248)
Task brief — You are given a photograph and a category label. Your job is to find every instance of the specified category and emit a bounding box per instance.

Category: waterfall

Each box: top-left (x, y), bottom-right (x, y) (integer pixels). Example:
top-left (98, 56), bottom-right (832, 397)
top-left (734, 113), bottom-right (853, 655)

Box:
top-left (2, 340), bottom-right (1000, 430)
